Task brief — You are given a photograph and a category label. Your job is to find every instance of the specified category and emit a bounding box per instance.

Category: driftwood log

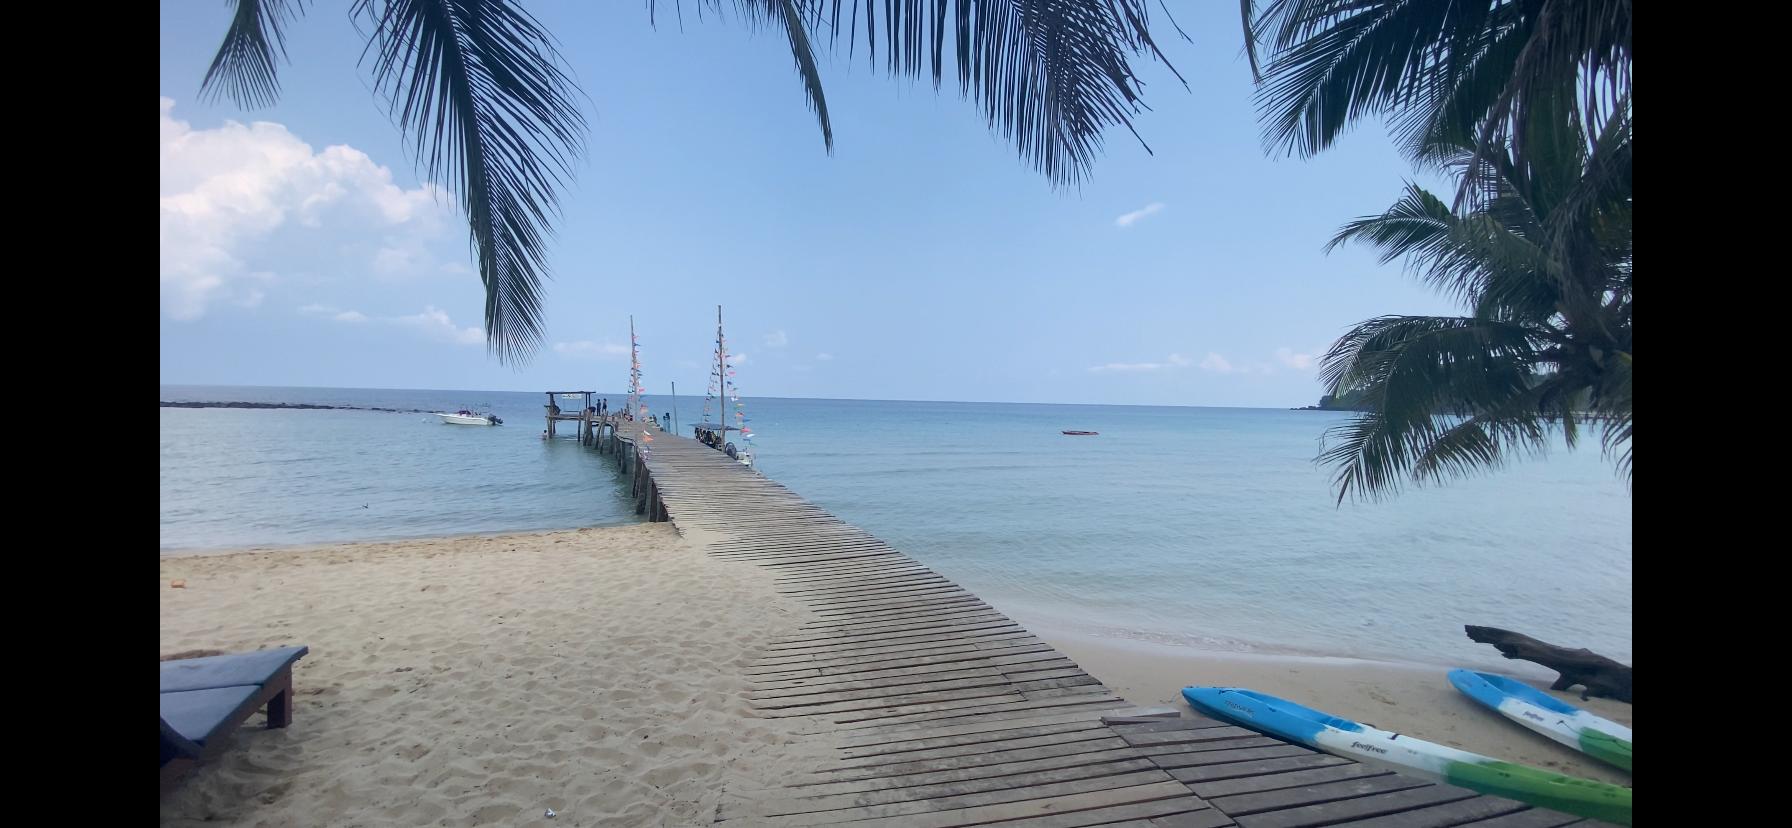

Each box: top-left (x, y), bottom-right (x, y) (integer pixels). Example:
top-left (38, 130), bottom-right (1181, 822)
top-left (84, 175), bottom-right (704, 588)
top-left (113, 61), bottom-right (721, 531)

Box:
top-left (1465, 625), bottom-right (1632, 703)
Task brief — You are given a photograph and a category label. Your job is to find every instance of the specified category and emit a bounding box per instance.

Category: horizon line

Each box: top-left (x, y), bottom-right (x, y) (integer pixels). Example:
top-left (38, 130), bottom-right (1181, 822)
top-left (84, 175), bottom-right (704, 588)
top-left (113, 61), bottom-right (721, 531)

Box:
top-left (158, 382), bottom-right (1329, 412)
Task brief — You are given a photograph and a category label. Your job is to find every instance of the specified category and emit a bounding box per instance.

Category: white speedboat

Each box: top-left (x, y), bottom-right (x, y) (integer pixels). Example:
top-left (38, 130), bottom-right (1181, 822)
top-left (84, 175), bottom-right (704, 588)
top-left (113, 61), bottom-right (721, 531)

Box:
top-left (436, 410), bottom-right (503, 426)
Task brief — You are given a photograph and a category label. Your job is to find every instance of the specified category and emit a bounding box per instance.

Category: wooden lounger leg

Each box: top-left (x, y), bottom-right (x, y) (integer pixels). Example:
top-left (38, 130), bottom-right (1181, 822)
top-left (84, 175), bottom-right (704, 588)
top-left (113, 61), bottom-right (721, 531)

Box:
top-left (265, 671), bottom-right (293, 729)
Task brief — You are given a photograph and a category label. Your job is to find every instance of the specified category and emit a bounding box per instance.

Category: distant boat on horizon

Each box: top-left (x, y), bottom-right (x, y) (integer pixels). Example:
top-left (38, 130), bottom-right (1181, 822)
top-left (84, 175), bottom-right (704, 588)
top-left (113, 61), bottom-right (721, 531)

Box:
top-left (1062, 430), bottom-right (1099, 436)
top-left (435, 410), bottom-right (502, 426)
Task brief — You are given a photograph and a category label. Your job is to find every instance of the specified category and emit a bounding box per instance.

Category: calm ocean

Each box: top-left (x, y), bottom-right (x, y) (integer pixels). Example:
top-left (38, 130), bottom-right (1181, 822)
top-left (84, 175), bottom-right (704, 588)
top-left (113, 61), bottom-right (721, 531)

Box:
top-left (160, 385), bottom-right (1632, 670)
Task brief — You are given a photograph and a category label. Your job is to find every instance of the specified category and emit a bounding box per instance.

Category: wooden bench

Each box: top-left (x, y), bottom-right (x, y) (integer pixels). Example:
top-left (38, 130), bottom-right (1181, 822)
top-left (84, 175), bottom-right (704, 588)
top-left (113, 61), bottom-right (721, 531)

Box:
top-left (159, 646), bottom-right (309, 793)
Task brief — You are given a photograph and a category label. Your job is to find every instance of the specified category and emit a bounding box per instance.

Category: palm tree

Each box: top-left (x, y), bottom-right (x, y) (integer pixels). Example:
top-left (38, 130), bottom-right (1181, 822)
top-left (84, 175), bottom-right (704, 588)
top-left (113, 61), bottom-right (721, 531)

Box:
top-left (196, 1), bottom-right (1184, 363)
top-left (1242, 0), bottom-right (1631, 203)
top-left (1316, 100), bottom-right (1630, 503)
top-left (1237, 1), bottom-right (1633, 500)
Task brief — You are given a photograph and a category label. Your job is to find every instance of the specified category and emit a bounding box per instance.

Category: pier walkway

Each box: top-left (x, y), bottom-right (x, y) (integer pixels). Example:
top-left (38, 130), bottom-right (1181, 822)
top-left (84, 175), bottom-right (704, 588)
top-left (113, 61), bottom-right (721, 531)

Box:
top-left (602, 429), bottom-right (1609, 827)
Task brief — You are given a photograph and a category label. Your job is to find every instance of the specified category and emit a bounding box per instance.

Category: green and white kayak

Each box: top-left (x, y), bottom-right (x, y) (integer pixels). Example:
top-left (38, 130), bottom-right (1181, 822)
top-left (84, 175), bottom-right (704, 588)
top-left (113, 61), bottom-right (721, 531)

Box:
top-left (1449, 668), bottom-right (1632, 772)
top-left (1183, 686), bottom-right (1632, 825)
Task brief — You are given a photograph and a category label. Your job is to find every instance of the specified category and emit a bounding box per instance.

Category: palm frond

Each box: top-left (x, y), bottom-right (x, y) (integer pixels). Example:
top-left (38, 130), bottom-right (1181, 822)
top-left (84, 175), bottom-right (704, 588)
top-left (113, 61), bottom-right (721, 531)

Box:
top-left (354, 0), bottom-right (588, 364)
top-left (1250, 0), bottom-right (1630, 197)
top-left (1540, 102), bottom-right (1630, 272)
top-left (201, 0), bottom-right (310, 109)
top-left (1241, 0), bottom-right (1265, 81)
top-left (1449, 0), bottom-right (1630, 206)
top-left (1318, 314), bottom-right (1548, 502)
top-left (649, 2), bottom-right (1179, 184)
top-left (1252, 0), bottom-right (1501, 158)
top-left (1327, 181), bottom-right (1550, 315)
top-left (797, 1), bottom-right (1181, 186)
top-left (1389, 6), bottom-right (1529, 170)
top-left (734, 0), bottom-right (831, 150)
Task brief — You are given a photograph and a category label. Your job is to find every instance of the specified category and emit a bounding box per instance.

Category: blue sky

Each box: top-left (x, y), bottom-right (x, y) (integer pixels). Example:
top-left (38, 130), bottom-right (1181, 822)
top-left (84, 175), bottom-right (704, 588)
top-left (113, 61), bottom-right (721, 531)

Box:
top-left (159, 3), bottom-right (1455, 408)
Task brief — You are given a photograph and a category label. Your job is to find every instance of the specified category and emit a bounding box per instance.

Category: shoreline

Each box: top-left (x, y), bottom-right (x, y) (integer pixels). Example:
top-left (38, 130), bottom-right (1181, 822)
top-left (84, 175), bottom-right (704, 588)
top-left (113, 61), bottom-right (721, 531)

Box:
top-left (158, 521), bottom-right (645, 558)
top-left (1030, 624), bottom-right (1633, 786)
top-left (1008, 611), bottom-right (1582, 681)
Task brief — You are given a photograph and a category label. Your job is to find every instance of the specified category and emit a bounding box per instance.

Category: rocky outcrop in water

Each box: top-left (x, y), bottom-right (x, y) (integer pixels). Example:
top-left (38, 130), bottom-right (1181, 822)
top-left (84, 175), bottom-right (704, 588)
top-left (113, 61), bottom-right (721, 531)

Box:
top-left (159, 401), bottom-right (429, 414)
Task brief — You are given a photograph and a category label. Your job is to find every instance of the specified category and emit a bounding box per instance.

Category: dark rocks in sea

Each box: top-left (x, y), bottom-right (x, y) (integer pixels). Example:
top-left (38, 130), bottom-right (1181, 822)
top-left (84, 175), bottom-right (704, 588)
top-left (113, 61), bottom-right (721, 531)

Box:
top-left (1291, 389), bottom-right (1371, 411)
top-left (159, 401), bottom-right (429, 414)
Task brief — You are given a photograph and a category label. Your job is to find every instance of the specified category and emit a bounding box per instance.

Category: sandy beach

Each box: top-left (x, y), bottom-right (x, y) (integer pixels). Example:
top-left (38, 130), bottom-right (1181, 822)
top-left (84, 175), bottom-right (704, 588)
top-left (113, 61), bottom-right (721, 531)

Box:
top-left (159, 524), bottom-right (826, 827)
top-left (1038, 626), bottom-right (1633, 786)
top-left (162, 523), bottom-right (1630, 825)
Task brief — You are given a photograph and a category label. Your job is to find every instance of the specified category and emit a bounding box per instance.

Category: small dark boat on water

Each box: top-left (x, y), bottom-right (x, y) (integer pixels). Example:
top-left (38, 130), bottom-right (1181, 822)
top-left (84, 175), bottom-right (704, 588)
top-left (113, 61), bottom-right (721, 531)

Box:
top-left (1061, 430), bottom-right (1099, 436)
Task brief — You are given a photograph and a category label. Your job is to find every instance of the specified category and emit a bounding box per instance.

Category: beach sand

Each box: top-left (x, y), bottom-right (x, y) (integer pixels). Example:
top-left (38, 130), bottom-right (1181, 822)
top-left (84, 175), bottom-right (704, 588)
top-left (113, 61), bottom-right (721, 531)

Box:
top-left (159, 524), bottom-right (826, 827)
top-left (161, 523), bottom-right (1630, 825)
top-left (1037, 627), bottom-right (1632, 786)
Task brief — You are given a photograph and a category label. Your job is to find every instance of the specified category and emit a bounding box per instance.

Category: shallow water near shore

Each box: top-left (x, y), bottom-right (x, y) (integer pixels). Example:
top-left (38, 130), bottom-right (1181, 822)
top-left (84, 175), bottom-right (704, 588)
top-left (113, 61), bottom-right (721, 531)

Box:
top-left (161, 385), bottom-right (1632, 671)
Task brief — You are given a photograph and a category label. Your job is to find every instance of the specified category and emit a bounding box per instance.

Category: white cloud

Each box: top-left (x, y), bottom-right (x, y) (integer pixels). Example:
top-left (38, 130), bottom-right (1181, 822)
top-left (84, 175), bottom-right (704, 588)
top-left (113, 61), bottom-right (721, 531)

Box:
top-left (816, 352), bottom-right (833, 361)
top-left (1275, 347), bottom-right (1318, 371)
top-left (1090, 361), bottom-right (1166, 373)
top-left (299, 303), bottom-right (367, 323)
top-left (729, 352), bottom-right (749, 366)
top-left (553, 340), bottom-right (631, 360)
top-left (764, 330), bottom-right (789, 348)
top-left (372, 245), bottom-right (421, 278)
top-left (1199, 353), bottom-right (1236, 373)
top-left (1114, 202), bottom-right (1166, 228)
top-left (160, 96), bottom-right (457, 320)
top-left (394, 306), bottom-right (484, 345)
top-left (1089, 353), bottom-right (1191, 373)
top-left (1092, 350), bottom-right (1302, 377)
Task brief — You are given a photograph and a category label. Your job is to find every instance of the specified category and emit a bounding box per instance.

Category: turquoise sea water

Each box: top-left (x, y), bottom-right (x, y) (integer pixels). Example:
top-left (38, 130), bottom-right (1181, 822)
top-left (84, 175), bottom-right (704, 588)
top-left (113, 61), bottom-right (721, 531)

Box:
top-left (160, 385), bottom-right (1632, 669)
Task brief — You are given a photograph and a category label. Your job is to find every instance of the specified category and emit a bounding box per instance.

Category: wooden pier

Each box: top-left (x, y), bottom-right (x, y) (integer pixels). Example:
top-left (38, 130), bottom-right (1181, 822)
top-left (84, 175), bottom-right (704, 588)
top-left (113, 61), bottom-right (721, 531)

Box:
top-left (601, 431), bottom-right (1613, 827)
top-left (544, 391), bottom-right (600, 444)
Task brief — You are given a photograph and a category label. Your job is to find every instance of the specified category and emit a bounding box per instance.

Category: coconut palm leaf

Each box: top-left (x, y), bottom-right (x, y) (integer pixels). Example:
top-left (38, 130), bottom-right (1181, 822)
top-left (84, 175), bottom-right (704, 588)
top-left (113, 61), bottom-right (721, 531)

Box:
top-left (1318, 97), bottom-right (1630, 501)
top-left (199, 0), bottom-right (586, 364)
top-left (350, 0), bottom-right (587, 364)
top-left (1328, 180), bottom-right (1553, 320)
top-left (760, 0), bottom-right (834, 149)
top-left (1245, 0), bottom-right (1630, 183)
top-left (200, 0), bottom-right (308, 109)
top-left (664, 1), bottom-right (1183, 183)
top-left (795, 0), bottom-right (1184, 186)
top-left (1318, 314), bottom-right (1549, 502)
top-left (1249, 0), bottom-right (1506, 159)
top-left (692, 1), bottom-right (834, 150)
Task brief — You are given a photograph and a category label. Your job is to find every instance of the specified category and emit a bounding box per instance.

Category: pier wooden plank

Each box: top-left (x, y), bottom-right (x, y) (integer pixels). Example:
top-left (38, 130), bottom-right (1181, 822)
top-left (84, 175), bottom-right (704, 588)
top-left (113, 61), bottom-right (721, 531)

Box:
top-left (1187, 763), bottom-right (1394, 799)
top-left (1135, 737), bottom-right (1296, 758)
top-left (806, 781), bottom-right (1200, 828)
top-left (832, 726), bottom-right (1119, 769)
top-left (635, 432), bottom-right (1585, 828)
top-left (1319, 797), bottom-right (1533, 828)
top-left (1165, 754), bottom-right (1352, 784)
top-left (1449, 809), bottom-right (1586, 828)
top-left (1231, 784), bottom-right (1481, 828)
top-left (759, 769), bottom-right (1178, 826)
top-left (784, 748), bottom-right (1151, 798)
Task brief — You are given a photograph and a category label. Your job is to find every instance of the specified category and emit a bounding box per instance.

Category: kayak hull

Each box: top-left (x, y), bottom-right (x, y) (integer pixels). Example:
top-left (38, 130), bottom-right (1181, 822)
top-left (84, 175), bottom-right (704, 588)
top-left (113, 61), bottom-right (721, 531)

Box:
top-left (1182, 687), bottom-right (1631, 825)
top-left (1448, 669), bottom-right (1632, 772)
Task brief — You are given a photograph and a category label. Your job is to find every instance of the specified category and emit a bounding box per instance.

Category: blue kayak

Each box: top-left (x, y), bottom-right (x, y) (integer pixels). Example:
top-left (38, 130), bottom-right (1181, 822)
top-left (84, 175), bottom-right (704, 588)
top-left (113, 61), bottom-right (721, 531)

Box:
top-left (1448, 669), bottom-right (1632, 772)
top-left (1182, 687), bottom-right (1631, 825)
